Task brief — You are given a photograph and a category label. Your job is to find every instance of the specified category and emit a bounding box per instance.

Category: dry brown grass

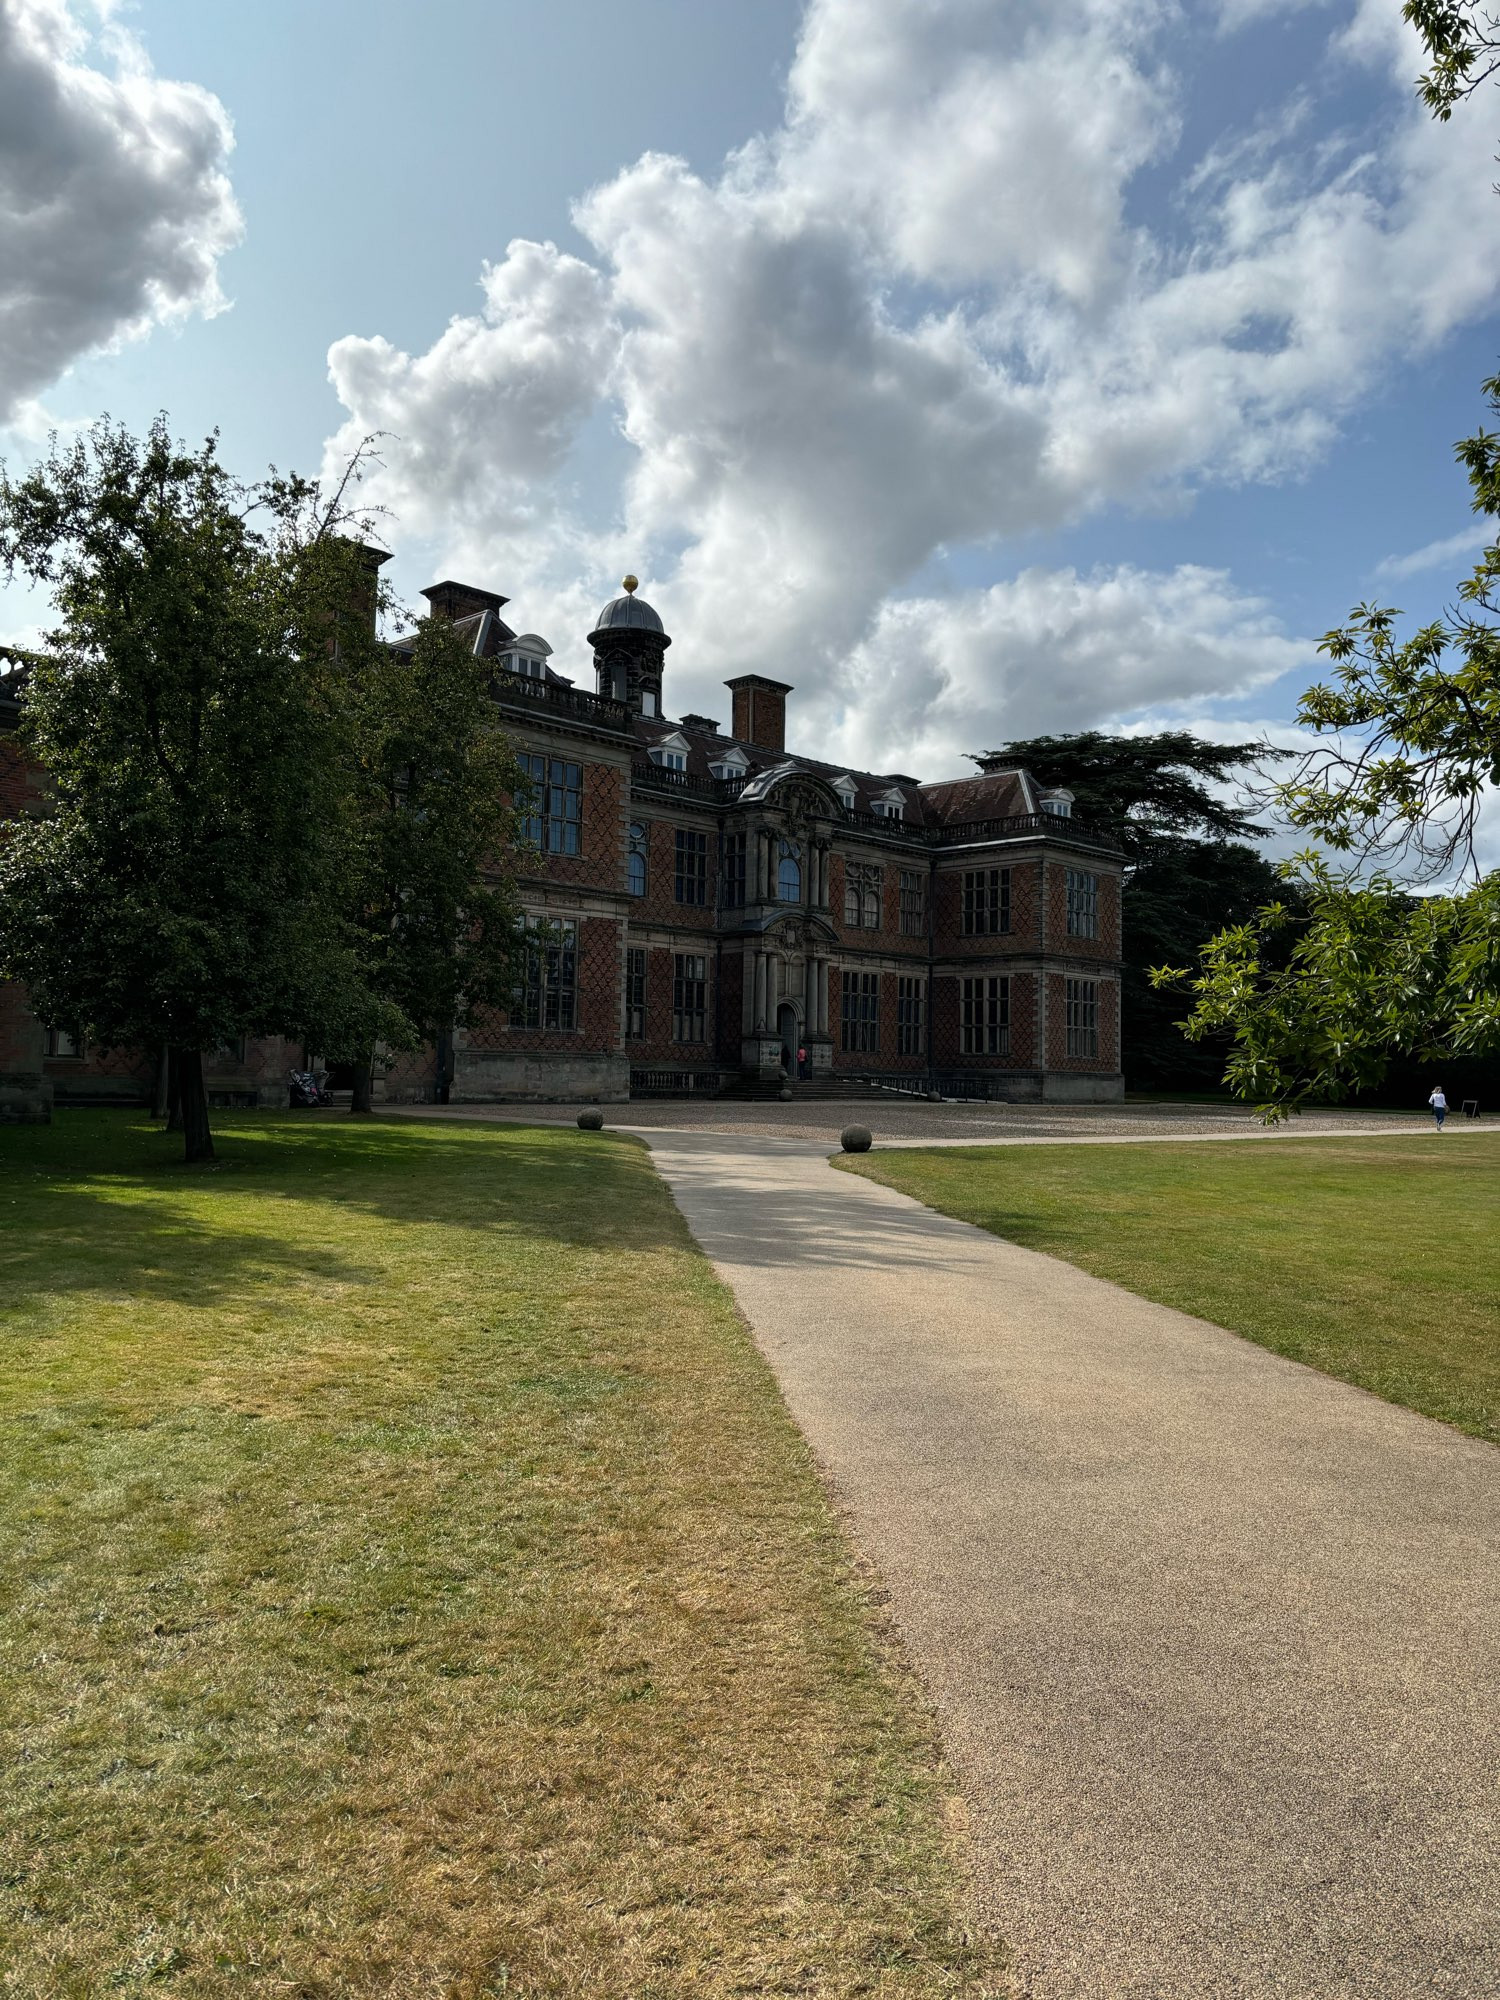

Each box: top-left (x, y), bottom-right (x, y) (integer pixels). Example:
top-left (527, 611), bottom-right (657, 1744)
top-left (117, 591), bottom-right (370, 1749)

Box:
top-left (0, 1113), bottom-right (1006, 1998)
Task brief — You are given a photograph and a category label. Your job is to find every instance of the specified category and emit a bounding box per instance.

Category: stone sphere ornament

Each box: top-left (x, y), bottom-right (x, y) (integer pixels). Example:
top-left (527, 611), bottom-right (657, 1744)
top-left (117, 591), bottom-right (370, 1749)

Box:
top-left (778, 1086), bottom-right (794, 1101)
top-left (577, 1108), bottom-right (604, 1131)
top-left (840, 1124), bottom-right (872, 1153)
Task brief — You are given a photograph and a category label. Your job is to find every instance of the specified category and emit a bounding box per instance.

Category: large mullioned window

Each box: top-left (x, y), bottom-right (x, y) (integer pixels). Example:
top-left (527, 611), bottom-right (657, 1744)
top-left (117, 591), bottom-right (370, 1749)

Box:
top-left (896, 976), bottom-right (925, 1057)
top-left (840, 971), bottom-right (880, 1053)
top-left (627, 822), bottom-right (648, 897)
top-left (625, 947), bottom-right (646, 1040)
top-left (674, 828), bottom-right (708, 906)
top-left (1066, 868), bottom-right (1099, 939)
top-left (843, 862), bottom-right (882, 929)
top-left (960, 976), bottom-right (1009, 1057)
top-left (723, 831), bottom-right (747, 908)
top-left (512, 917), bottom-right (578, 1032)
top-left (899, 870), bottom-right (927, 937)
top-left (672, 954), bottom-right (708, 1042)
top-left (1065, 978), bottom-right (1099, 1058)
top-left (516, 753), bottom-right (582, 856)
top-left (961, 868), bottom-right (1010, 937)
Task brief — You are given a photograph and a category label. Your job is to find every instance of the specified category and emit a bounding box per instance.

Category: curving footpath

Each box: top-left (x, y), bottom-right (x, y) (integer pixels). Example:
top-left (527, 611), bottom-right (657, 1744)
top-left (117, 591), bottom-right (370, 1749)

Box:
top-left (643, 1128), bottom-right (1500, 2000)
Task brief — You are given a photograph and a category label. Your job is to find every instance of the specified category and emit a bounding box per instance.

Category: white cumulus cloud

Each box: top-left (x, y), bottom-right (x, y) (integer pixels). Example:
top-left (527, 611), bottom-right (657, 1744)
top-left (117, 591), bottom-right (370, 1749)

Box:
top-left (322, 0), bottom-right (1499, 769)
top-left (0, 0), bottom-right (242, 426)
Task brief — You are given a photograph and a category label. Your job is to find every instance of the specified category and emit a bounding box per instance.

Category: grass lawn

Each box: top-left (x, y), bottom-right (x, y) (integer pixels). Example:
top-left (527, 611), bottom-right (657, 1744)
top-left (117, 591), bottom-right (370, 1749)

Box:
top-left (0, 1112), bottom-right (1002, 2000)
top-left (842, 1133), bottom-right (1500, 1445)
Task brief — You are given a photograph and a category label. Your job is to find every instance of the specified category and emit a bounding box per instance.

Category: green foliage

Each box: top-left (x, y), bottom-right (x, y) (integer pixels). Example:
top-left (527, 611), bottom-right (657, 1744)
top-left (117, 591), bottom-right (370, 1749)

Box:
top-left (981, 728), bottom-right (1269, 855)
top-left (1405, 0), bottom-right (1500, 118)
top-left (343, 612), bottom-right (527, 1070)
top-left (1159, 859), bottom-right (1500, 1117)
top-left (0, 420), bottom-right (385, 1157)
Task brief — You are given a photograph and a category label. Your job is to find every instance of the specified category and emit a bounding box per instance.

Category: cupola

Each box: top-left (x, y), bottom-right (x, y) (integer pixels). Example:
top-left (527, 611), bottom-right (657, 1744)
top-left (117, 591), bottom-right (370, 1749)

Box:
top-left (589, 575), bottom-right (671, 716)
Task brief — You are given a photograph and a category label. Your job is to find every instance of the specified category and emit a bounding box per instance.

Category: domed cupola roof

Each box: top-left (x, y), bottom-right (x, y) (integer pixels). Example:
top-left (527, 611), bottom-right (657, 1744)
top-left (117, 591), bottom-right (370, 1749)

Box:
top-left (588, 575), bottom-right (670, 647)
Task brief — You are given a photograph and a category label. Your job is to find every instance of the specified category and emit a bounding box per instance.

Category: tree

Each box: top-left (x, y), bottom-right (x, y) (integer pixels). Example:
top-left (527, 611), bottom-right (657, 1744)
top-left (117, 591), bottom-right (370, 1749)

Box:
top-left (982, 731), bottom-right (1283, 1090)
top-left (0, 418), bottom-right (377, 1161)
top-left (337, 611), bottom-right (528, 1112)
top-left (1405, 0), bottom-right (1500, 117)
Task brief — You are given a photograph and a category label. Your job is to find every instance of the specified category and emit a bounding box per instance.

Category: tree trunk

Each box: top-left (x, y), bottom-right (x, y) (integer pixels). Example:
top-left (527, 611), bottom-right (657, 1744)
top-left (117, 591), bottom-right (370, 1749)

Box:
top-left (150, 1043), bottom-right (171, 1121)
top-left (175, 1048), bottom-right (215, 1162)
top-left (350, 1049), bottom-right (375, 1115)
top-left (165, 1047), bottom-right (182, 1132)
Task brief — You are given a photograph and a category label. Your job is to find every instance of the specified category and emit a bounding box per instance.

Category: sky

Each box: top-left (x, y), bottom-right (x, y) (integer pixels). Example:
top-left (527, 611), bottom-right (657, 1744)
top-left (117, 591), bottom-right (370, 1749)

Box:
top-left (1, 0), bottom-right (1498, 806)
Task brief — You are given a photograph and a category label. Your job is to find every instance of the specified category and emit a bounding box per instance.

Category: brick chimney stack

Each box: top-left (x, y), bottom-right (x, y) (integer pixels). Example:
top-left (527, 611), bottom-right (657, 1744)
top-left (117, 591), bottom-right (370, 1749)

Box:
top-left (421, 580), bottom-right (510, 623)
top-left (726, 674), bottom-right (792, 753)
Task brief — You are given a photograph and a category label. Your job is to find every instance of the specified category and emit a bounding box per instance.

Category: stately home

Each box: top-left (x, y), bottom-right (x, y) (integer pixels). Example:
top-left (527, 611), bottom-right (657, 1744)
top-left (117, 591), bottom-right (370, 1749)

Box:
top-left (0, 578), bottom-right (1123, 1119)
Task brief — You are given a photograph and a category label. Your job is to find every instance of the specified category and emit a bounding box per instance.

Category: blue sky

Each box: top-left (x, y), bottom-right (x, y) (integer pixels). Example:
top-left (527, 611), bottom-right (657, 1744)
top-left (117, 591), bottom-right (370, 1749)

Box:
top-left (2, 0), bottom-right (1497, 795)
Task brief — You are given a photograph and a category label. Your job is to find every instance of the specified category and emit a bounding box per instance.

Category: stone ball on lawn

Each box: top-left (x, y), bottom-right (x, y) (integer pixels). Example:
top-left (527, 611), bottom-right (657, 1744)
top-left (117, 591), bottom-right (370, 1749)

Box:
top-left (577, 1108), bottom-right (604, 1131)
top-left (927, 1089), bottom-right (943, 1103)
top-left (841, 1124), bottom-right (872, 1153)
top-left (778, 1086), bottom-right (794, 1101)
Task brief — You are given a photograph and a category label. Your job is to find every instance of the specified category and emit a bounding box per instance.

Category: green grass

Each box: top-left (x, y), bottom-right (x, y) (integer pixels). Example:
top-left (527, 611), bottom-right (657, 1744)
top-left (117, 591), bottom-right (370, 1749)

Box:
top-left (841, 1133), bottom-right (1500, 1444)
top-left (0, 1112), bottom-right (1003, 2000)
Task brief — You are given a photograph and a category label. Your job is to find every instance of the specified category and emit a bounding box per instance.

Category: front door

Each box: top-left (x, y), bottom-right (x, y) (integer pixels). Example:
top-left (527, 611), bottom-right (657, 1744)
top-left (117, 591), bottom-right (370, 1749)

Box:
top-left (777, 1001), bottom-right (800, 1078)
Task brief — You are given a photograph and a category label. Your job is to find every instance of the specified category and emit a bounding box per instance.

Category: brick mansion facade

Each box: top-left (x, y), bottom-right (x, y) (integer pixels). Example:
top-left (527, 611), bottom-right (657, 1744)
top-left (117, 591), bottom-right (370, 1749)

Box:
top-left (0, 578), bottom-right (1124, 1119)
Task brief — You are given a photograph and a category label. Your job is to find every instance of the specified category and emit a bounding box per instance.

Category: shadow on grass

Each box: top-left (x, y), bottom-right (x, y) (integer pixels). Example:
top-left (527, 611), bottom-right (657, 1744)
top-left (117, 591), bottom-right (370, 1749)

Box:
top-left (0, 1111), bottom-right (690, 1324)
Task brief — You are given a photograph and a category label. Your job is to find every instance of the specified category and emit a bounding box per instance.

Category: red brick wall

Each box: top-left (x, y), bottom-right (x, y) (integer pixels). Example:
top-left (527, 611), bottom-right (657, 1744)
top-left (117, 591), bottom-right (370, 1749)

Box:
top-left (827, 852), bottom-right (928, 958)
top-left (627, 943), bottom-right (716, 1063)
top-left (1045, 971), bottom-right (1119, 1072)
top-left (1043, 859), bottom-right (1121, 962)
top-left (933, 857), bottom-right (1043, 956)
top-left (931, 970), bottom-right (1039, 1070)
top-left (465, 913), bottom-right (622, 1055)
top-left (515, 757), bottom-right (627, 893)
top-left (630, 813), bottom-right (718, 932)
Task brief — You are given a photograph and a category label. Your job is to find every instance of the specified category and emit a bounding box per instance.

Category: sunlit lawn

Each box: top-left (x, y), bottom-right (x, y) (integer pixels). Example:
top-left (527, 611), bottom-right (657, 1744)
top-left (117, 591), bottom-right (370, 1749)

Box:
top-left (843, 1132), bottom-right (1500, 1444)
top-left (0, 1112), bottom-right (1001, 2000)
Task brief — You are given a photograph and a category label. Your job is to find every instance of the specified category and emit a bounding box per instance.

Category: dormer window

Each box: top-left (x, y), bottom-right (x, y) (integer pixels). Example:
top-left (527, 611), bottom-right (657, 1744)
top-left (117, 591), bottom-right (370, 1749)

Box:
top-left (710, 746), bottom-right (749, 781)
top-left (504, 650), bottom-right (545, 680)
top-left (1041, 789), bottom-right (1074, 818)
top-left (833, 776), bottom-right (857, 812)
top-left (649, 731), bottom-right (690, 773)
top-left (873, 788), bottom-right (905, 822)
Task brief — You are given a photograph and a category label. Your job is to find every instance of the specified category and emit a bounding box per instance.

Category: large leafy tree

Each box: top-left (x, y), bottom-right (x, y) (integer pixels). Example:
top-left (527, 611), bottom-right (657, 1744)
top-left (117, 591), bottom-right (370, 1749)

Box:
top-left (1162, 7), bottom-right (1500, 1115)
top-left (0, 419), bottom-right (385, 1160)
top-left (337, 609), bottom-right (528, 1112)
top-left (983, 731), bottom-right (1283, 1090)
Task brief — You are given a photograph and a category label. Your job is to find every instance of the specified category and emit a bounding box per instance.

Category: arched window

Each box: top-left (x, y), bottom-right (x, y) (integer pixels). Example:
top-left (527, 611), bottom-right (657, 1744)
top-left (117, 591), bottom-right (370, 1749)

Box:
top-left (627, 822), bottom-right (648, 897)
top-left (778, 838), bottom-right (802, 904)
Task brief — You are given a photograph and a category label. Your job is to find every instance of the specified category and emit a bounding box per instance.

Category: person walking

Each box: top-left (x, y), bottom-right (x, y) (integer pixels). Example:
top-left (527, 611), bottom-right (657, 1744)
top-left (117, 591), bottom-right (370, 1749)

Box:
top-left (1429, 1084), bottom-right (1448, 1130)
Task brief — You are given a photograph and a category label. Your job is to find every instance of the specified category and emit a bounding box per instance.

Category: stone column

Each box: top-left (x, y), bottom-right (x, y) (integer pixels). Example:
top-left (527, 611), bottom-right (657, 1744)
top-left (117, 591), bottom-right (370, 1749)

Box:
top-left (742, 949), bottom-right (757, 1033)
top-left (754, 952), bottom-right (768, 1030)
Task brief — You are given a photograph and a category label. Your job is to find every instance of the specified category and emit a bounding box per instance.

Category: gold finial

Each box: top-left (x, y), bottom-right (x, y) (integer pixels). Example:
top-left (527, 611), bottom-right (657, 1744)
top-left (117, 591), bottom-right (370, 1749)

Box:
top-left (622, 574), bottom-right (638, 594)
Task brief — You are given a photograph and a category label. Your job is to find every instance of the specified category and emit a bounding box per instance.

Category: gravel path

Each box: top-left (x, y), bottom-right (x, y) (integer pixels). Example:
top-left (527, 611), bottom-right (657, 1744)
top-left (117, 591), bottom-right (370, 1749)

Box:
top-left (635, 1128), bottom-right (1499, 2000)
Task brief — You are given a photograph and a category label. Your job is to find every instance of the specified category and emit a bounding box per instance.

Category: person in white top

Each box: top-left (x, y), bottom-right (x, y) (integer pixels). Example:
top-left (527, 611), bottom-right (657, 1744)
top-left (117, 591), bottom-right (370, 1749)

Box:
top-left (1428, 1085), bottom-right (1448, 1130)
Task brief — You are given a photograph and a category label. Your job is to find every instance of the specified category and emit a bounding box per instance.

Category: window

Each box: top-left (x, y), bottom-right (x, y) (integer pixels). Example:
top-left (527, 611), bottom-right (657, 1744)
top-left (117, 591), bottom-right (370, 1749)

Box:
top-left (672, 953), bottom-right (708, 1042)
top-left (840, 970), bottom-right (880, 1054)
top-left (627, 822), bottom-right (648, 898)
top-left (962, 867), bottom-right (1011, 937)
top-left (1066, 978), bottom-right (1099, 1058)
top-left (44, 1027), bottom-right (81, 1058)
top-left (674, 828), bottom-right (708, 905)
top-left (516, 753), bottom-right (582, 856)
top-left (873, 791), bottom-right (905, 821)
top-left (642, 691), bottom-right (657, 717)
top-left (212, 1037), bottom-right (248, 1065)
top-left (626, 947), bottom-right (646, 1040)
top-left (961, 976), bottom-right (1010, 1057)
top-left (899, 869), bottom-right (927, 937)
top-left (843, 861), bottom-right (882, 929)
top-left (897, 977), bottom-right (925, 1057)
top-left (504, 651), bottom-right (543, 680)
top-left (1066, 868), bottom-right (1099, 939)
top-left (833, 776), bottom-right (857, 812)
top-left (777, 838), bottom-right (802, 903)
top-left (654, 744), bottom-right (684, 769)
top-left (512, 917), bottom-right (578, 1031)
top-left (1042, 791), bottom-right (1073, 817)
top-left (723, 831), bottom-right (747, 909)
top-left (711, 750), bottom-right (748, 781)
